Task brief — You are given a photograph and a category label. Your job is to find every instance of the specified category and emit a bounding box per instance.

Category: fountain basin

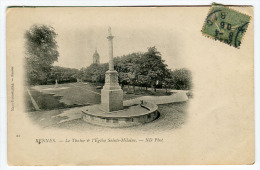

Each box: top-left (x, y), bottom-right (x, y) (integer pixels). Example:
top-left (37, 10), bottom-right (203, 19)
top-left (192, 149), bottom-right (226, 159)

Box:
top-left (82, 101), bottom-right (159, 127)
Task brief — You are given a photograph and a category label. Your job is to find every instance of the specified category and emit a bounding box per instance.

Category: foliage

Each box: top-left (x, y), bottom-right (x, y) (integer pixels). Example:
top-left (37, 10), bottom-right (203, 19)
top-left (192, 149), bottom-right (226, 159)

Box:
top-left (114, 52), bottom-right (142, 89)
top-left (140, 47), bottom-right (171, 91)
top-left (78, 46), bottom-right (192, 92)
top-left (162, 77), bottom-right (173, 93)
top-left (115, 47), bottom-right (171, 92)
top-left (79, 63), bottom-right (108, 84)
top-left (25, 25), bottom-right (59, 85)
top-left (49, 66), bottom-right (79, 84)
top-left (171, 68), bottom-right (192, 90)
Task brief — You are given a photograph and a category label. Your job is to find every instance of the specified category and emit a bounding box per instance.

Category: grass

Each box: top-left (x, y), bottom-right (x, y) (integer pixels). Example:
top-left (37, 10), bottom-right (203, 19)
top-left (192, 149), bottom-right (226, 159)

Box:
top-left (25, 83), bottom-right (101, 112)
top-left (25, 83), bottom-right (174, 112)
top-left (26, 87), bottom-right (68, 110)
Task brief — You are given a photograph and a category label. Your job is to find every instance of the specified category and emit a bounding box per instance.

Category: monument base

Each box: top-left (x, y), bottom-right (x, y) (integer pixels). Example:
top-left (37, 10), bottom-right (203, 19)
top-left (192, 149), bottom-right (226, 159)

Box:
top-left (101, 70), bottom-right (123, 112)
top-left (101, 88), bottom-right (123, 112)
top-left (82, 101), bottom-right (159, 127)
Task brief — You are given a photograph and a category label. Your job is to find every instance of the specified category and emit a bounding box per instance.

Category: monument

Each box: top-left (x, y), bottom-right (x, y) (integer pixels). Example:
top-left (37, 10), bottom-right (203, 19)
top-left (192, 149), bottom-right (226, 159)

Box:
top-left (82, 27), bottom-right (159, 127)
top-left (101, 27), bottom-right (123, 112)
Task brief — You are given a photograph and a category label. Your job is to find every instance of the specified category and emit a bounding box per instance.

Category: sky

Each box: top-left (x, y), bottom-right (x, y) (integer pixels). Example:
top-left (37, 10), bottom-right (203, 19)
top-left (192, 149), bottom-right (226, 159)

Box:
top-left (20, 7), bottom-right (192, 70)
top-left (54, 26), bottom-right (184, 70)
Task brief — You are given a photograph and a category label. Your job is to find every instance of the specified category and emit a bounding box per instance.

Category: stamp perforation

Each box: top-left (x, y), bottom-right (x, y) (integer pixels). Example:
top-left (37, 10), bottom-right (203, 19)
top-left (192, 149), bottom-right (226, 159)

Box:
top-left (201, 3), bottom-right (251, 49)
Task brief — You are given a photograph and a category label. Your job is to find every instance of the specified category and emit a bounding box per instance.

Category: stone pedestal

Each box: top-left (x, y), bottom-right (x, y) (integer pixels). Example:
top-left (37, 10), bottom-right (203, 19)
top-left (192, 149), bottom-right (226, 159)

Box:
top-left (101, 70), bottom-right (123, 112)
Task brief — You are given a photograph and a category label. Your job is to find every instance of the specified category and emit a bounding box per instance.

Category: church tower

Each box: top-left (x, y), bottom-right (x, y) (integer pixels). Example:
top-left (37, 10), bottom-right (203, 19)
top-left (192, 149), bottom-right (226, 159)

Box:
top-left (92, 49), bottom-right (100, 64)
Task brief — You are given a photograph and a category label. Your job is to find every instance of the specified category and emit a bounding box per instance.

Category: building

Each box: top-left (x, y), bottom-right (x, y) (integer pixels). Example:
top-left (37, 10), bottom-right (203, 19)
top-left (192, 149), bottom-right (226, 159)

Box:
top-left (92, 49), bottom-right (100, 64)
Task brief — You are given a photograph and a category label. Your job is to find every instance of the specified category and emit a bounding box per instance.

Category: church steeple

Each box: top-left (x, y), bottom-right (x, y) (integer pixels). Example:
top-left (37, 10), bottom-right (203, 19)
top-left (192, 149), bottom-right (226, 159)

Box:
top-left (93, 48), bottom-right (100, 64)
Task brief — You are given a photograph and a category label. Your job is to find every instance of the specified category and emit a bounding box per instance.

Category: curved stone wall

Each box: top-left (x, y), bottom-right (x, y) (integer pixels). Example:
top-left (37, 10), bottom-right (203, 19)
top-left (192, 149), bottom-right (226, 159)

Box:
top-left (82, 102), bottom-right (159, 127)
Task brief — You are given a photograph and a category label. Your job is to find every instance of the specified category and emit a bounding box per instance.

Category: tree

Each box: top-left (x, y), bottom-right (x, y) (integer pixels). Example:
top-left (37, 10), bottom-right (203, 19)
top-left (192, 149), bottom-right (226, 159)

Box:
top-left (24, 25), bottom-right (59, 85)
top-left (81, 46), bottom-right (192, 94)
top-left (162, 78), bottom-right (172, 93)
top-left (80, 63), bottom-right (108, 85)
top-left (118, 72), bottom-right (130, 89)
top-left (171, 68), bottom-right (192, 90)
top-left (114, 52), bottom-right (142, 91)
top-left (137, 75), bottom-right (151, 90)
top-left (140, 47), bottom-right (170, 92)
top-left (49, 66), bottom-right (79, 84)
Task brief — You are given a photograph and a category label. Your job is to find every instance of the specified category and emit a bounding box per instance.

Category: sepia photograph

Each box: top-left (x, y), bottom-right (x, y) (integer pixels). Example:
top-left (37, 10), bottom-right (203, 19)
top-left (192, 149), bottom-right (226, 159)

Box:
top-left (24, 25), bottom-right (192, 131)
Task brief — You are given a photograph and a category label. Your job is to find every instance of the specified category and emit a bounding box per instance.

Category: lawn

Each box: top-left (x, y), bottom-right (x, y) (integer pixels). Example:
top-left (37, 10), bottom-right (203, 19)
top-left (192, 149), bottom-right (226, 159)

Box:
top-left (26, 87), bottom-right (68, 110)
top-left (25, 83), bottom-right (102, 111)
top-left (25, 83), bottom-right (173, 112)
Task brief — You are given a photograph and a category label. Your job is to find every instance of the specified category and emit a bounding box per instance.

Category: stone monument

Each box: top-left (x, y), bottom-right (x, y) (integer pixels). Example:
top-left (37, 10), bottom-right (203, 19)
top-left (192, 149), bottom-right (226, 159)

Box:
top-left (82, 27), bottom-right (159, 127)
top-left (101, 27), bottom-right (123, 112)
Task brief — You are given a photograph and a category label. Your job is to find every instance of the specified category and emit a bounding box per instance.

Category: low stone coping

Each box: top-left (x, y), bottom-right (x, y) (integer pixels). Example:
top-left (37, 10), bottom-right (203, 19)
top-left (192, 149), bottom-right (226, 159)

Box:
top-left (82, 101), bottom-right (158, 118)
top-left (82, 101), bottom-right (159, 127)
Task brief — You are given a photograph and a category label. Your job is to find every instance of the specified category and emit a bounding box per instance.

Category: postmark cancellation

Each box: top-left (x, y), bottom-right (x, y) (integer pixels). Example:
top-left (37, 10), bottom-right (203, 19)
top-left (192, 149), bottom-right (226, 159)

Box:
top-left (201, 3), bottom-right (251, 48)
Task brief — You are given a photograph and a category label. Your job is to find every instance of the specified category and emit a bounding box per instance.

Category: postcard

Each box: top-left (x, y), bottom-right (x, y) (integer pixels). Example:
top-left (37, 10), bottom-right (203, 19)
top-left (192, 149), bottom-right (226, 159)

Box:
top-left (6, 6), bottom-right (254, 165)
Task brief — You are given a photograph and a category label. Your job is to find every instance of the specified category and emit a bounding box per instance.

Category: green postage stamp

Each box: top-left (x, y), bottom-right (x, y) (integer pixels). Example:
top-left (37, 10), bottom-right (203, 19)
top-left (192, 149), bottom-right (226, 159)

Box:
top-left (202, 3), bottom-right (251, 48)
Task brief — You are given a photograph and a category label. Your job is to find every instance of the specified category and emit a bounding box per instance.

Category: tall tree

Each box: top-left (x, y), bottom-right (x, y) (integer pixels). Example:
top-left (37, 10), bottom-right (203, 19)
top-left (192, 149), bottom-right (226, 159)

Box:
top-left (114, 52), bottom-right (142, 91)
top-left (140, 47), bottom-right (170, 92)
top-left (81, 63), bottom-right (108, 84)
top-left (171, 68), bottom-right (192, 90)
top-left (25, 25), bottom-right (59, 85)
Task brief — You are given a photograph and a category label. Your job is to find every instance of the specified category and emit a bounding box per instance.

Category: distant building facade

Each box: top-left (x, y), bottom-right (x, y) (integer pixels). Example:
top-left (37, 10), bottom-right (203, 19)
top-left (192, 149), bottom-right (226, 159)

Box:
top-left (93, 49), bottom-right (100, 64)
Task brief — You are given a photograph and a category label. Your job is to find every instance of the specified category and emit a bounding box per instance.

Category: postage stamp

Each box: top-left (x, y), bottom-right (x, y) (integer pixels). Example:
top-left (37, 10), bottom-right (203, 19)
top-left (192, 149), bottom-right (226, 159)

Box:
top-left (202, 3), bottom-right (251, 48)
